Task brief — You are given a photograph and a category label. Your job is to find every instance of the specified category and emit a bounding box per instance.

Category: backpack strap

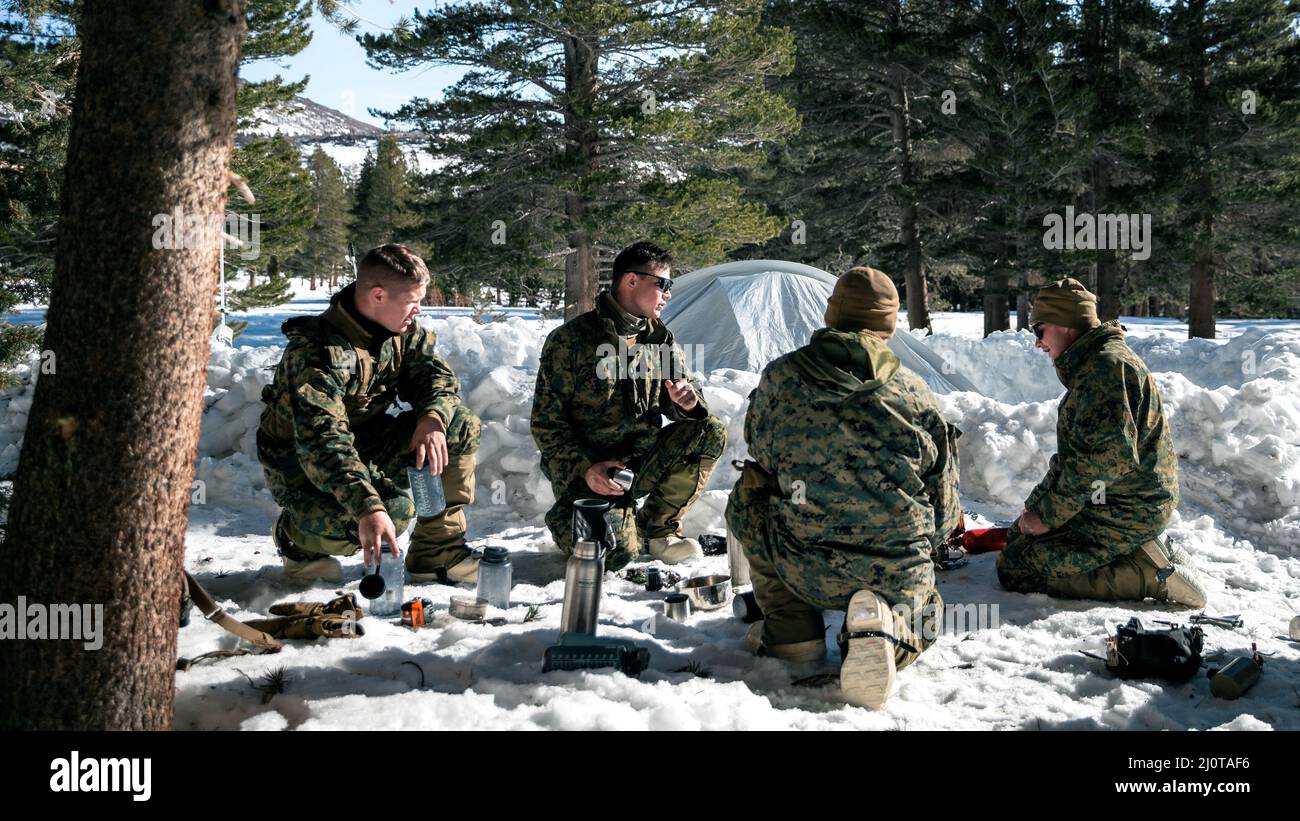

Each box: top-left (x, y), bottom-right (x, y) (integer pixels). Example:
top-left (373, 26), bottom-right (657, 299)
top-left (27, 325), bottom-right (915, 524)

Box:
top-left (180, 572), bottom-right (282, 661)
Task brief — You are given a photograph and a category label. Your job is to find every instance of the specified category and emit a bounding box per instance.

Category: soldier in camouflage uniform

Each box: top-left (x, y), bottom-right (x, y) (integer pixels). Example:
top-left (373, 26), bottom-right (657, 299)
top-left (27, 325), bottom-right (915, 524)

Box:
top-left (531, 241), bottom-right (727, 571)
top-left (258, 244), bottom-right (483, 585)
top-left (726, 267), bottom-right (961, 709)
top-left (996, 278), bottom-right (1206, 607)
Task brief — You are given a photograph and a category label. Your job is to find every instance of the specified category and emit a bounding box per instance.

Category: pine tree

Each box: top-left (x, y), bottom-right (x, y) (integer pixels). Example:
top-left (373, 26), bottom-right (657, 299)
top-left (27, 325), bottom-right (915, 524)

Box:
top-left (741, 0), bottom-right (967, 332)
top-left (1, 2), bottom-right (316, 342)
top-left (289, 147), bottom-right (352, 291)
top-left (350, 134), bottom-right (417, 254)
top-left (0, 0), bottom-right (244, 730)
top-left (0, 3), bottom-right (76, 382)
top-left (229, 135), bottom-right (312, 286)
top-left (238, 0), bottom-right (311, 130)
top-left (947, 0), bottom-right (1086, 336)
top-left (1151, 0), bottom-right (1300, 337)
top-left (360, 0), bottom-right (798, 318)
top-left (1064, 0), bottom-right (1164, 321)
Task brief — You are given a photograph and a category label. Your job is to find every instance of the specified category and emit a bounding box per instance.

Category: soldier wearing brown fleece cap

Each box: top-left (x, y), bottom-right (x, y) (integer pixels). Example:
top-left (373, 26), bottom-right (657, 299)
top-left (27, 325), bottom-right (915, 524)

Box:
top-left (824, 266), bottom-right (900, 338)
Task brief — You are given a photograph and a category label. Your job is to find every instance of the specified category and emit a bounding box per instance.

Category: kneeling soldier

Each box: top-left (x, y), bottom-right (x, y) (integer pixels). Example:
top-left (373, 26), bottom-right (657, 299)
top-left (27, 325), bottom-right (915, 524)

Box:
top-left (997, 278), bottom-right (1206, 607)
top-left (258, 244), bottom-right (482, 585)
top-left (726, 268), bottom-right (961, 708)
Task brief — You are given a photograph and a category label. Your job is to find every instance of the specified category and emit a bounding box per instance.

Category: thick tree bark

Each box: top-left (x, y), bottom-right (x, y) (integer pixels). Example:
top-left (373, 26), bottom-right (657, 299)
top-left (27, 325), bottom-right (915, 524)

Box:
top-left (0, 0), bottom-right (245, 729)
top-left (562, 34), bottom-right (599, 320)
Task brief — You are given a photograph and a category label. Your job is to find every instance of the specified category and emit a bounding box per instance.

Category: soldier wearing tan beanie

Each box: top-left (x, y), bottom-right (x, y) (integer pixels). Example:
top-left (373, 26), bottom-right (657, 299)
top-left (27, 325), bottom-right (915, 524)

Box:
top-left (824, 266), bottom-right (900, 339)
top-left (999, 277), bottom-right (1206, 608)
top-left (1030, 278), bottom-right (1101, 363)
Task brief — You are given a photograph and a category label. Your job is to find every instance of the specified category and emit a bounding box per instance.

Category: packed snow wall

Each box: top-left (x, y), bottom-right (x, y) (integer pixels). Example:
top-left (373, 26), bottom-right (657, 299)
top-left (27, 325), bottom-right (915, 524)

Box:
top-left (0, 317), bottom-right (1296, 555)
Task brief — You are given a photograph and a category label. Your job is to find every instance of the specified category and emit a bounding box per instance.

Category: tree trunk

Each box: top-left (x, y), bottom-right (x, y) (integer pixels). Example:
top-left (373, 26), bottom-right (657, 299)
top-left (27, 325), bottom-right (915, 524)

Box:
top-left (1185, 3), bottom-right (1215, 340)
top-left (562, 34), bottom-right (599, 320)
top-left (983, 272), bottom-right (1011, 337)
top-left (1188, 237), bottom-right (1215, 338)
top-left (1015, 272), bottom-right (1030, 330)
top-left (889, 64), bottom-right (930, 333)
top-left (0, 0), bottom-right (245, 730)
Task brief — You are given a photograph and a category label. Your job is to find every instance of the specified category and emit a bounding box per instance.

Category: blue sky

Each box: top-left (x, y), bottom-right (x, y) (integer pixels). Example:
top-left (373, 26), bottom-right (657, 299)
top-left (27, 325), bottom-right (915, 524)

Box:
top-left (240, 1), bottom-right (466, 128)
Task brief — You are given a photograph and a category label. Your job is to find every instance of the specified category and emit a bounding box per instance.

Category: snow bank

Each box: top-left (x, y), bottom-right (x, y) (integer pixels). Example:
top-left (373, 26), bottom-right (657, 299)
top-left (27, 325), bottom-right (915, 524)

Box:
top-left (1, 315), bottom-right (1296, 556)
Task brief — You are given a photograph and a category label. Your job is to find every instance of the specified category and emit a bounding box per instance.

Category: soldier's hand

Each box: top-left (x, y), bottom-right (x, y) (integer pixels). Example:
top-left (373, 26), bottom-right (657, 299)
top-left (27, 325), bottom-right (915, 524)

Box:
top-left (411, 416), bottom-right (449, 475)
top-left (1017, 509), bottom-right (1049, 536)
top-left (358, 509), bottom-right (400, 567)
top-left (664, 378), bottom-right (698, 411)
top-left (585, 460), bottom-right (628, 496)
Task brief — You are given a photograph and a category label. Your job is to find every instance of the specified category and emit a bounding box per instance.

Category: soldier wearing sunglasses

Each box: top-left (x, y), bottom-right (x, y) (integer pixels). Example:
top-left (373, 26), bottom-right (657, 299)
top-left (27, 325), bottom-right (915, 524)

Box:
top-left (531, 241), bottom-right (727, 570)
top-left (998, 278), bottom-right (1205, 607)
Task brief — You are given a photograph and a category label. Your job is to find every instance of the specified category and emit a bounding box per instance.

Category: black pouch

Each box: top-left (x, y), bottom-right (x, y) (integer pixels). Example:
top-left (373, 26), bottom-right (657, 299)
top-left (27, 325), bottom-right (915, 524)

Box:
top-left (1106, 617), bottom-right (1204, 681)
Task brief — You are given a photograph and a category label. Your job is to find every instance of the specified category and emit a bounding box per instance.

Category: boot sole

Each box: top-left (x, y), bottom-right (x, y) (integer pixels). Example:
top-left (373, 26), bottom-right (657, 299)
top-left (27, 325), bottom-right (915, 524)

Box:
top-left (840, 590), bottom-right (896, 709)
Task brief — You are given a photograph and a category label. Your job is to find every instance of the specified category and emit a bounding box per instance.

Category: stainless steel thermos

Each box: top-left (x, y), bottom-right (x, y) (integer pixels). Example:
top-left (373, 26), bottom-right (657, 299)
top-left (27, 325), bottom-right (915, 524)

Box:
top-left (561, 539), bottom-right (605, 635)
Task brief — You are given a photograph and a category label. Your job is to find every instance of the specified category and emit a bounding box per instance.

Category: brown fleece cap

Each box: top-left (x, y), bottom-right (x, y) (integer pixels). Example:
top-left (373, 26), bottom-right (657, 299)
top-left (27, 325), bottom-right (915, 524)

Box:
top-left (824, 266), bottom-right (899, 336)
top-left (1030, 277), bottom-right (1101, 330)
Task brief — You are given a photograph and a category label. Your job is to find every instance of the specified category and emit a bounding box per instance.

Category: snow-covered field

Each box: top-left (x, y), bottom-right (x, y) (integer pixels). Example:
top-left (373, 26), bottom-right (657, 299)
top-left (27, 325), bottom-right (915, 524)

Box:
top-left (3, 293), bottom-right (1298, 730)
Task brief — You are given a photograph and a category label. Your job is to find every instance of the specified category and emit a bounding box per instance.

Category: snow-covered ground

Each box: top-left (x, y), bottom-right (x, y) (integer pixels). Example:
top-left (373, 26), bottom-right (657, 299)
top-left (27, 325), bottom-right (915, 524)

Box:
top-left (3, 293), bottom-right (1298, 730)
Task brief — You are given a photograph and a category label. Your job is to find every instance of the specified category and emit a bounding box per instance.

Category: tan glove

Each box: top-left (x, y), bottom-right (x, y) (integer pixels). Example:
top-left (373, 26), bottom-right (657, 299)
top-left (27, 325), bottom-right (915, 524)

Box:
top-left (268, 592), bottom-right (364, 622)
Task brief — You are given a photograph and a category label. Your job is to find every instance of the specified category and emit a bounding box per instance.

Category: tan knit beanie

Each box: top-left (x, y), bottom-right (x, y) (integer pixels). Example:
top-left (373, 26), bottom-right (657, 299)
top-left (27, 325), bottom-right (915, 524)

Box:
top-left (1030, 277), bottom-right (1101, 330)
top-left (824, 266), bottom-right (900, 337)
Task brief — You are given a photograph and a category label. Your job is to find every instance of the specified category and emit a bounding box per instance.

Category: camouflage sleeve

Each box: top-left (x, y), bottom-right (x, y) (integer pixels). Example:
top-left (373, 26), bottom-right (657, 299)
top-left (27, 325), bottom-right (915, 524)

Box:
top-left (742, 368), bottom-right (778, 474)
top-left (287, 345), bottom-right (385, 520)
top-left (921, 407), bottom-right (963, 544)
top-left (1024, 452), bottom-right (1062, 513)
top-left (659, 341), bottom-right (709, 421)
top-left (531, 332), bottom-right (598, 486)
top-left (1032, 356), bottom-right (1141, 530)
top-left (397, 326), bottom-right (461, 429)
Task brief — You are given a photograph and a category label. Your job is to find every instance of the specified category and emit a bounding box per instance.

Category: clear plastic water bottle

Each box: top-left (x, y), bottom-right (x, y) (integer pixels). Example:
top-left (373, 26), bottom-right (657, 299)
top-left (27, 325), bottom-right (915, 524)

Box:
top-left (476, 546), bottom-right (512, 609)
top-left (364, 544), bottom-right (405, 618)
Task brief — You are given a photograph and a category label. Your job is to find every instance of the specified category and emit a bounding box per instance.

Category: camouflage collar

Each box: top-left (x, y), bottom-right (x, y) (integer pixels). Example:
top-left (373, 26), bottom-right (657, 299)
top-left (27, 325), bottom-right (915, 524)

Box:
top-left (1054, 320), bottom-right (1124, 386)
top-left (596, 290), bottom-right (667, 344)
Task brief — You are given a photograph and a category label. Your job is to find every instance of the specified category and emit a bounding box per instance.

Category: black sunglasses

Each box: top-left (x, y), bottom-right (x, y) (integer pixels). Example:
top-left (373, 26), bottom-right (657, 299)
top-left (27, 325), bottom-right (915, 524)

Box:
top-left (1032, 323), bottom-right (1045, 341)
top-left (626, 270), bottom-right (673, 293)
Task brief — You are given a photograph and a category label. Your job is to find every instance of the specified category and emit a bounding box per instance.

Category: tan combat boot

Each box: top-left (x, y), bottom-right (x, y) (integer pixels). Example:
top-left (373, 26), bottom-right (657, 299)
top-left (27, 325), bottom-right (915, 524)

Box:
top-left (646, 534), bottom-right (704, 564)
top-left (744, 622), bottom-right (827, 664)
top-left (1137, 538), bottom-right (1208, 608)
top-left (839, 590), bottom-right (900, 709)
top-left (274, 515), bottom-right (343, 583)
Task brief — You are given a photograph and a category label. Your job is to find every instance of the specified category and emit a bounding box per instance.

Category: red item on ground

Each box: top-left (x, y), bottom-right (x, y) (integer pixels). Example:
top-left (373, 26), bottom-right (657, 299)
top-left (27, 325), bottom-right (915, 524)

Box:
top-left (959, 527), bottom-right (1009, 554)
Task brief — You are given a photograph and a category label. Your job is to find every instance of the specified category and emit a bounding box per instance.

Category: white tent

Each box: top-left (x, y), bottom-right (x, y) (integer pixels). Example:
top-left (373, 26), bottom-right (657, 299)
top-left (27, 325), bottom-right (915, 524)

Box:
top-left (661, 259), bottom-right (977, 394)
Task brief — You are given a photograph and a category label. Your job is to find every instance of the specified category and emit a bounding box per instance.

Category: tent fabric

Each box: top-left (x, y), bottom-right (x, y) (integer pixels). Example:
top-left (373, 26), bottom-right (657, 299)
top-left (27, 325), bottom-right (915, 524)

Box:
top-left (661, 260), bottom-right (977, 394)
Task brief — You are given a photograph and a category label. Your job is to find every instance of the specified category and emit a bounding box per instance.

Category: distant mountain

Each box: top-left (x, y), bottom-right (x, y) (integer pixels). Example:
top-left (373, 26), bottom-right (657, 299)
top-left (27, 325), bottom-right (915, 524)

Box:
top-left (241, 95), bottom-right (385, 141)
top-left (239, 95), bottom-right (435, 178)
